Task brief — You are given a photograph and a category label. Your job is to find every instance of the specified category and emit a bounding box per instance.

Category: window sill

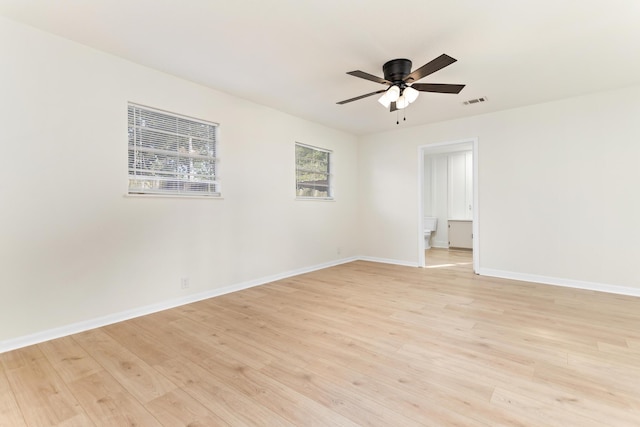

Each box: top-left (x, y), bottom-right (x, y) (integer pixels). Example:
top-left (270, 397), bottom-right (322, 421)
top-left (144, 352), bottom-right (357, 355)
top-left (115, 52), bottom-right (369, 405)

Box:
top-left (295, 197), bottom-right (334, 202)
top-left (125, 193), bottom-right (224, 200)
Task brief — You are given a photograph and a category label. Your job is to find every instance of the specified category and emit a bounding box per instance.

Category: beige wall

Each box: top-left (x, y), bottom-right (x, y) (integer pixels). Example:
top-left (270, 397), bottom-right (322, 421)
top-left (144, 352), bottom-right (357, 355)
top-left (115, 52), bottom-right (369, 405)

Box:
top-left (0, 17), bottom-right (359, 344)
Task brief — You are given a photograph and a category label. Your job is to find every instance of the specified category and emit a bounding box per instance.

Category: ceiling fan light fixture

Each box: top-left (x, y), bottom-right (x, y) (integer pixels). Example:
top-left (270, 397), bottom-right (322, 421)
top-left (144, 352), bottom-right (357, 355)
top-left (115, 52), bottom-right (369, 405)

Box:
top-left (396, 94), bottom-right (409, 109)
top-left (404, 86), bottom-right (419, 104)
top-left (378, 93), bottom-right (391, 108)
top-left (386, 85), bottom-right (400, 102)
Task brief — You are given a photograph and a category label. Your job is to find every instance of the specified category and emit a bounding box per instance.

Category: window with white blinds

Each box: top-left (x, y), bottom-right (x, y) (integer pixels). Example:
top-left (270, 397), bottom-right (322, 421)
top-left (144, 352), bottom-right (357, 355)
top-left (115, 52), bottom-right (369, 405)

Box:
top-left (128, 103), bottom-right (220, 197)
top-left (295, 143), bottom-right (333, 199)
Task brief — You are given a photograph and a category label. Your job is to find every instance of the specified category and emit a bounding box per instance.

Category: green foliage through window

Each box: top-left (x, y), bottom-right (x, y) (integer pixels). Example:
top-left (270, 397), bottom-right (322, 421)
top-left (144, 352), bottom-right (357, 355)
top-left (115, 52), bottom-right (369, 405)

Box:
top-left (295, 143), bottom-right (332, 198)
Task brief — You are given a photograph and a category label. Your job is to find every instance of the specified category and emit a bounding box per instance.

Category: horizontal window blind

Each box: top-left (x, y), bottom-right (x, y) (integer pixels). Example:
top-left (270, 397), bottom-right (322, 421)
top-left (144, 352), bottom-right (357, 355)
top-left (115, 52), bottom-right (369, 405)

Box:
top-left (128, 104), bottom-right (220, 196)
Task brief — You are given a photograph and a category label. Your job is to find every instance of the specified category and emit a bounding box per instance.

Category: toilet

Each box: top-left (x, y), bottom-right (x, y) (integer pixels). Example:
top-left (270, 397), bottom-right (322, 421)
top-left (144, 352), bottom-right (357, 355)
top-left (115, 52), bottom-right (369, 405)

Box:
top-left (424, 217), bottom-right (438, 249)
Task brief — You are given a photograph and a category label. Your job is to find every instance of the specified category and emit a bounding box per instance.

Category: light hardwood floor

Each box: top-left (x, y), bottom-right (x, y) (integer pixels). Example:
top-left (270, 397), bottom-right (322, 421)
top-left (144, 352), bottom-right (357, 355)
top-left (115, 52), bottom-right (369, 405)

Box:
top-left (2, 249), bottom-right (640, 426)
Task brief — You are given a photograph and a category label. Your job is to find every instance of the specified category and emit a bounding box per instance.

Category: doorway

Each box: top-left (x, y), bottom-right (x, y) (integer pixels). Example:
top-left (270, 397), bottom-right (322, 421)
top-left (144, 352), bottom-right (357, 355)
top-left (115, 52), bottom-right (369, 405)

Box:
top-left (418, 138), bottom-right (479, 272)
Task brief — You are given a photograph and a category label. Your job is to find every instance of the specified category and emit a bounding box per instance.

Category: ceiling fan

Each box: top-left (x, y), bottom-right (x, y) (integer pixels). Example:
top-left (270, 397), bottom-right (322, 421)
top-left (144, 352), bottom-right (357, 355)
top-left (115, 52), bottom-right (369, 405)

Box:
top-left (337, 54), bottom-right (465, 111)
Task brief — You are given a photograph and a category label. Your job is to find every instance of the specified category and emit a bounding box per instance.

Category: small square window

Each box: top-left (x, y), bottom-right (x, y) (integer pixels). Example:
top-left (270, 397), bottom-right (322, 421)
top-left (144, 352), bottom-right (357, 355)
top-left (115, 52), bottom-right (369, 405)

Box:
top-left (295, 143), bottom-right (333, 199)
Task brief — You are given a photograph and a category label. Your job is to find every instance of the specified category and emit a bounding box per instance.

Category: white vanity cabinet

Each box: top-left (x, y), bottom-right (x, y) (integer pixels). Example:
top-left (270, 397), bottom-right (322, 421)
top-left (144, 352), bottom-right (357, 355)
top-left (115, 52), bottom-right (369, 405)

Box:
top-left (448, 220), bottom-right (472, 249)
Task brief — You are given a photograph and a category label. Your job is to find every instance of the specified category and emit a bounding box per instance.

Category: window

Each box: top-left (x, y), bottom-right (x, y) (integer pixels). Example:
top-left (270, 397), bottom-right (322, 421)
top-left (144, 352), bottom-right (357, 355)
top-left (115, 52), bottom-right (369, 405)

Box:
top-left (128, 103), bottom-right (220, 197)
top-left (295, 143), bottom-right (333, 199)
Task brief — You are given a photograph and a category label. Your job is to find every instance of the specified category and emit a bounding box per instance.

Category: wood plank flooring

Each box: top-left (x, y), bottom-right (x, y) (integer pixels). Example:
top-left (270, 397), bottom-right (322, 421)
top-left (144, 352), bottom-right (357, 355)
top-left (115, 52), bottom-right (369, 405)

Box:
top-left (2, 249), bottom-right (640, 426)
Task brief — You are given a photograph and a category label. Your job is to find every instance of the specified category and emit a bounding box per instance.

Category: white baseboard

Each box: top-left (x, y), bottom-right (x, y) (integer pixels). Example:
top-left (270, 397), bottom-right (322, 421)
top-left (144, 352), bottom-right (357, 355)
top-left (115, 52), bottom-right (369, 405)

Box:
top-left (431, 243), bottom-right (449, 249)
top-left (357, 256), bottom-right (419, 268)
top-left (7, 258), bottom-right (635, 354)
top-left (0, 256), bottom-right (359, 354)
top-left (432, 239), bottom-right (448, 248)
top-left (478, 268), bottom-right (640, 298)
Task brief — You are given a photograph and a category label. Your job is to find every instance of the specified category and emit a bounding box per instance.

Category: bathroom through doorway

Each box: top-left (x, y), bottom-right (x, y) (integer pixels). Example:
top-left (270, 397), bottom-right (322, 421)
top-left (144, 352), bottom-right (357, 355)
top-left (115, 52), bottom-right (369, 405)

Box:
top-left (418, 138), bottom-right (479, 271)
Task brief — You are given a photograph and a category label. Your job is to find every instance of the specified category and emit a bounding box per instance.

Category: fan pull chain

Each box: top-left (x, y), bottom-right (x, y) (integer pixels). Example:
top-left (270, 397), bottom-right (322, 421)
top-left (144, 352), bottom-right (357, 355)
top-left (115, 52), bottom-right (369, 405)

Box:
top-left (396, 109), bottom-right (407, 125)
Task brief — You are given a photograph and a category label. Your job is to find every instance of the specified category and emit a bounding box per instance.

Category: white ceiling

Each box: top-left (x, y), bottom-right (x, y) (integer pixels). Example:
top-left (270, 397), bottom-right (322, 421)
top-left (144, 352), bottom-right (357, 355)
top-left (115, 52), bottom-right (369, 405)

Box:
top-left (2, 0), bottom-right (640, 135)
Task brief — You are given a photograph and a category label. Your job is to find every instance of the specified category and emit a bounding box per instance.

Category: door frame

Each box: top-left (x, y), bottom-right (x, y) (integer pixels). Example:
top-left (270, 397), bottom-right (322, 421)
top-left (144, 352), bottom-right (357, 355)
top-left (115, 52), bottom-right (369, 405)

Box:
top-left (418, 137), bottom-right (479, 272)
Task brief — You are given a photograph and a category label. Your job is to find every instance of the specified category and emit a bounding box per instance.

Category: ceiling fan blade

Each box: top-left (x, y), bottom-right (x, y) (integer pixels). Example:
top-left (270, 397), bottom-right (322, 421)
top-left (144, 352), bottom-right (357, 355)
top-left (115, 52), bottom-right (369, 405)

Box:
top-left (390, 102), bottom-right (397, 112)
top-left (347, 70), bottom-right (391, 85)
top-left (336, 89), bottom-right (387, 105)
top-left (411, 83), bottom-right (465, 94)
top-left (405, 54), bottom-right (457, 83)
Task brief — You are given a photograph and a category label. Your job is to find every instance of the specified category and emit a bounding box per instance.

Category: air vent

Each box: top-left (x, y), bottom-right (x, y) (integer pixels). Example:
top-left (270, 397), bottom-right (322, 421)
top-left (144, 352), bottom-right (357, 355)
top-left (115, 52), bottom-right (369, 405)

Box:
top-left (463, 96), bottom-right (488, 105)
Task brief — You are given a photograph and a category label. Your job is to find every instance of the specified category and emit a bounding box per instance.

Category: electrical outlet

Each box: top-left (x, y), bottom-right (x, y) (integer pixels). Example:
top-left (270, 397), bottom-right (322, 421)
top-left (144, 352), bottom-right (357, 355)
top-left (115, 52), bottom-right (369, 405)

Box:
top-left (180, 277), bottom-right (190, 289)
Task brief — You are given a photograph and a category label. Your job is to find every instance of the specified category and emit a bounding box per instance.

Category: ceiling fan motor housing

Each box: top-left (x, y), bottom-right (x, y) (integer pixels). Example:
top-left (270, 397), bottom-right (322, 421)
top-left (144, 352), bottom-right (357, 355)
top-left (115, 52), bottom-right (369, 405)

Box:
top-left (383, 59), bottom-right (412, 84)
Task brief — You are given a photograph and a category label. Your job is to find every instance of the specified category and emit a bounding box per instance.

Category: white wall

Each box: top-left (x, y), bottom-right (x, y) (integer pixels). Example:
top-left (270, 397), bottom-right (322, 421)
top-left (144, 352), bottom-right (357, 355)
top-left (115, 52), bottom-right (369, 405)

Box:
top-left (448, 151), bottom-right (473, 221)
top-left (424, 154), bottom-right (449, 248)
top-left (0, 17), bottom-right (359, 345)
top-left (360, 84), bottom-right (640, 290)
